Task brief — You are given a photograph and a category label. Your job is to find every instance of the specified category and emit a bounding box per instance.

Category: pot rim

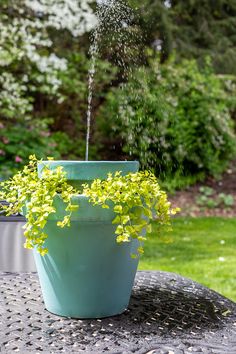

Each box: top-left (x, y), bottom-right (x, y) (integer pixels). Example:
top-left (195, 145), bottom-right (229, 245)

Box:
top-left (39, 160), bottom-right (139, 164)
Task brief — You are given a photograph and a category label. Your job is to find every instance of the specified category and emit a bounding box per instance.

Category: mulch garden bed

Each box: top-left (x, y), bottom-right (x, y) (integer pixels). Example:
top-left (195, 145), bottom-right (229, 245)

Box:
top-left (169, 162), bottom-right (236, 217)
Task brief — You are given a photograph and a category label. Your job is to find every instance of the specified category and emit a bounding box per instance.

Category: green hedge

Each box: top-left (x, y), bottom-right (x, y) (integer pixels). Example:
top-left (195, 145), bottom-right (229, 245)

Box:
top-left (97, 57), bottom-right (236, 188)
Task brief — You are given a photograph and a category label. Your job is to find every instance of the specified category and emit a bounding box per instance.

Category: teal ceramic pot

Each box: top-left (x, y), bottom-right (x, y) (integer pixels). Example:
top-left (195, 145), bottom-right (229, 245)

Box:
top-left (34, 161), bottom-right (140, 318)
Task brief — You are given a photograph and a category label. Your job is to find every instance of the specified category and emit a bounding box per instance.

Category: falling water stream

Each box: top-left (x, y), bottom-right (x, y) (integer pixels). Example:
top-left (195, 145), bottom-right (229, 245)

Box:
top-left (85, 1), bottom-right (106, 161)
top-left (85, 0), bottom-right (140, 160)
top-left (85, 24), bottom-right (99, 161)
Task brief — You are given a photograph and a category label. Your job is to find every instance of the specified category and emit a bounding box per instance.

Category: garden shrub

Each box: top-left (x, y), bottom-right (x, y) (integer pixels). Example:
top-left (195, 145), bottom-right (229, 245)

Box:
top-left (0, 121), bottom-right (61, 179)
top-left (97, 57), bottom-right (236, 187)
top-left (0, 1), bottom-right (96, 178)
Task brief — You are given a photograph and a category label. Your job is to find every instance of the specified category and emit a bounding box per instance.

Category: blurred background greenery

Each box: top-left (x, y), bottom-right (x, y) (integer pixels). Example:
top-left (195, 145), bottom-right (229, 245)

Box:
top-left (1, 0), bottom-right (236, 187)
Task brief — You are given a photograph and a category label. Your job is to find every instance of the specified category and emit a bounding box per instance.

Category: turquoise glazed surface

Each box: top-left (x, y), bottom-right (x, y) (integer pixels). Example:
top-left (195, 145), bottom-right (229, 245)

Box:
top-left (37, 160), bottom-right (139, 188)
top-left (34, 161), bottom-right (140, 318)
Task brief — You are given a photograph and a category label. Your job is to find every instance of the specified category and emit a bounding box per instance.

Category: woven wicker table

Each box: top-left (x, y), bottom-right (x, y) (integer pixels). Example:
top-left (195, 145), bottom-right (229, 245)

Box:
top-left (0, 271), bottom-right (236, 354)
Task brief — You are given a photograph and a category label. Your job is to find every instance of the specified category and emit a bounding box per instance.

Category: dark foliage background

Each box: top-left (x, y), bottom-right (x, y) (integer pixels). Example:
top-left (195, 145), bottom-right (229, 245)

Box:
top-left (1, 0), bottom-right (236, 188)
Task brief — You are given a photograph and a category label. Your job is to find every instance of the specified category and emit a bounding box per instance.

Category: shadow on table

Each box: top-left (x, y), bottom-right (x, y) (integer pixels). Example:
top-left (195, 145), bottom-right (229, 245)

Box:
top-left (126, 286), bottom-right (228, 335)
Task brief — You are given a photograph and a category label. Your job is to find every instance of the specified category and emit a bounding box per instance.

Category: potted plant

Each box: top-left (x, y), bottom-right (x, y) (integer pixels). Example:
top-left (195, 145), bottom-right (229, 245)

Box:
top-left (0, 155), bottom-right (178, 318)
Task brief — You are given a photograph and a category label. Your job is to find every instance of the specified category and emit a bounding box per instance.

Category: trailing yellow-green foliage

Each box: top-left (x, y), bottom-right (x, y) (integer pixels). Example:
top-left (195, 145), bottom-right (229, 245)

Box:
top-left (0, 155), bottom-right (78, 255)
top-left (83, 171), bottom-right (179, 257)
top-left (0, 156), bottom-right (178, 257)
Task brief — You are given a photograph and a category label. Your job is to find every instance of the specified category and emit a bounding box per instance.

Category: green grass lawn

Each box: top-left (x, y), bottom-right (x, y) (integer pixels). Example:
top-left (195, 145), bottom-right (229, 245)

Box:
top-left (139, 217), bottom-right (236, 302)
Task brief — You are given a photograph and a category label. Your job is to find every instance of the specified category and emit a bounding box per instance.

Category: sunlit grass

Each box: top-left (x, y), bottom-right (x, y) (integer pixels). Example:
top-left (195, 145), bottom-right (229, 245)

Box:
top-left (139, 217), bottom-right (236, 302)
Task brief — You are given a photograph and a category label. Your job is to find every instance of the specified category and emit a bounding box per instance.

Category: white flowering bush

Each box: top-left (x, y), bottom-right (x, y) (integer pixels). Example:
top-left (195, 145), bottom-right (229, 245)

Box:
top-left (0, 0), bottom-right (96, 104)
top-left (0, 0), bottom-right (96, 177)
top-left (25, 0), bottom-right (96, 37)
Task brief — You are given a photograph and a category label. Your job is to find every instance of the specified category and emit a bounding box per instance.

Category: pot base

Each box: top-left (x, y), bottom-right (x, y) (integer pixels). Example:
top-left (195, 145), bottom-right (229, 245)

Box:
top-left (44, 304), bottom-right (129, 319)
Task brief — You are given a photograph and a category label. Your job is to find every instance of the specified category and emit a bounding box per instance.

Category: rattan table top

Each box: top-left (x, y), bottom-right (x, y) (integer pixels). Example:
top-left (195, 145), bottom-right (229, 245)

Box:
top-left (0, 271), bottom-right (236, 353)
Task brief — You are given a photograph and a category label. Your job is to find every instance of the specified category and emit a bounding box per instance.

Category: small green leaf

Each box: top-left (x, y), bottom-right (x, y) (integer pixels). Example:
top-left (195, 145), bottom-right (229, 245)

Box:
top-left (114, 205), bottom-right (123, 213)
top-left (146, 224), bottom-right (152, 233)
top-left (112, 215), bottom-right (121, 224)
